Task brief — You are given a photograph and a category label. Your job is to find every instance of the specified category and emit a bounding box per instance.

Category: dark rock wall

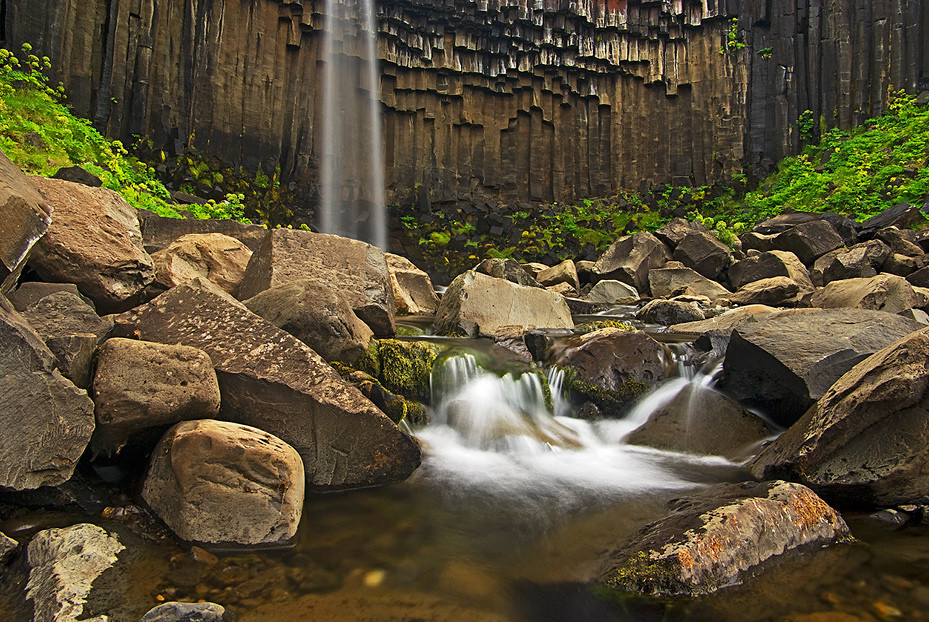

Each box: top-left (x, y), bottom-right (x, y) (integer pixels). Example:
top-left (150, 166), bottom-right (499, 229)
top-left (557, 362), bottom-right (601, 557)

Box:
top-left (2, 0), bottom-right (926, 206)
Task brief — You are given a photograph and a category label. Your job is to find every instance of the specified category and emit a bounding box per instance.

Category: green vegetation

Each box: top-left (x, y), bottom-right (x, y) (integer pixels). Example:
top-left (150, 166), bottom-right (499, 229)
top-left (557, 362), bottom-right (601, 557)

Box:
top-left (0, 44), bottom-right (254, 223)
top-left (720, 18), bottom-right (746, 55)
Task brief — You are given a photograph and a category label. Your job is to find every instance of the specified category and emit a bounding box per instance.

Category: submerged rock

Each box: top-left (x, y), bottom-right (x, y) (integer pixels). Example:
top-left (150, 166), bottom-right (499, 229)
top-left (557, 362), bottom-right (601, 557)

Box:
top-left (113, 280), bottom-right (421, 489)
top-left (597, 481), bottom-right (850, 597)
top-left (717, 308), bottom-right (922, 427)
top-left (26, 523), bottom-right (125, 622)
top-left (143, 419), bottom-right (305, 545)
top-left (435, 270), bottom-right (573, 337)
top-left (750, 327), bottom-right (929, 505)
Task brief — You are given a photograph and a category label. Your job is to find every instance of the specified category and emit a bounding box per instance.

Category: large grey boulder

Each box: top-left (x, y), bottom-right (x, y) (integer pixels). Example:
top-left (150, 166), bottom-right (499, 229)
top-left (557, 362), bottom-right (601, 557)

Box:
top-left (625, 386), bottom-right (771, 461)
top-left (647, 266), bottom-right (731, 301)
top-left (771, 220), bottom-right (845, 264)
top-left (0, 296), bottom-right (95, 490)
top-left (7, 282), bottom-right (95, 312)
top-left (672, 232), bottom-right (732, 281)
top-left (550, 328), bottom-right (671, 416)
top-left (875, 226), bottom-right (924, 257)
top-left (728, 250), bottom-right (813, 290)
top-left (810, 240), bottom-right (892, 286)
top-left (19, 290), bottom-right (112, 343)
top-left (91, 338), bottom-right (221, 453)
top-left (856, 202), bottom-right (922, 238)
top-left (138, 208), bottom-right (268, 254)
top-left (435, 270), bottom-right (573, 337)
top-left (143, 419), bottom-right (305, 545)
top-left (237, 228), bottom-right (396, 336)
top-left (113, 281), bottom-right (421, 489)
top-left (598, 481), bottom-right (849, 597)
top-left (593, 232), bottom-right (671, 295)
top-left (26, 524), bottom-right (124, 622)
top-left (717, 309), bottom-right (923, 427)
top-left (0, 150), bottom-right (52, 294)
top-left (28, 176), bottom-right (154, 311)
top-left (385, 253), bottom-right (440, 315)
top-left (151, 232), bottom-right (253, 296)
top-left (810, 274), bottom-right (923, 314)
top-left (750, 327), bottom-right (929, 505)
top-left (244, 279), bottom-right (374, 364)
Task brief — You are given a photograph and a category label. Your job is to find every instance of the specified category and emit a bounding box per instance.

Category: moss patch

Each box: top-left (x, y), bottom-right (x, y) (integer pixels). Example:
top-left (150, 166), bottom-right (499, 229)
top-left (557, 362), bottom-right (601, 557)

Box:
top-left (377, 340), bottom-right (441, 403)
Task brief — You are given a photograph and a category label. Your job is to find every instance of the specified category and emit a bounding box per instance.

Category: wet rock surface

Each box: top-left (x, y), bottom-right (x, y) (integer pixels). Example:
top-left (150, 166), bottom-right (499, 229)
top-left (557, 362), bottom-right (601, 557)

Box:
top-left (140, 601), bottom-right (233, 622)
top-left (598, 481), bottom-right (851, 597)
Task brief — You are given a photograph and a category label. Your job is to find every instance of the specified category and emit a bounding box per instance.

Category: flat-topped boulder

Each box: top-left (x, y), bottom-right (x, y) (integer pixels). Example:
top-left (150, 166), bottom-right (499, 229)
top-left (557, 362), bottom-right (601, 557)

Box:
top-left (27, 176), bottom-right (154, 311)
top-left (113, 281), bottom-right (421, 489)
top-left (750, 326), bottom-right (929, 505)
top-left (635, 299), bottom-right (704, 326)
top-left (810, 273), bottom-right (923, 314)
top-left (584, 279), bottom-right (639, 304)
top-left (0, 150), bottom-right (51, 294)
top-left (771, 220), bottom-right (845, 264)
top-left (717, 309), bottom-right (923, 427)
top-left (434, 270), bottom-right (573, 337)
top-left (237, 228), bottom-right (396, 336)
top-left (598, 481), bottom-right (849, 597)
top-left (593, 232), bottom-right (670, 295)
top-left (536, 259), bottom-right (580, 291)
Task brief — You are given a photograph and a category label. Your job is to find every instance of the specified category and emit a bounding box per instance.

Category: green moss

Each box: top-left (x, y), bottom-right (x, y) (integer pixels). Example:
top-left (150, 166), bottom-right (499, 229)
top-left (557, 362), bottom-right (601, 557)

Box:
top-left (563, 368), bottom-right (647, 418)
top-left (600, 552), bottom-right (683, 594)
top-left (574, 320), bottom-right (635, 335)
top-left (354, 340), bottom-right (381, 379)
top-left (376, 339), bottom-right (441, 403)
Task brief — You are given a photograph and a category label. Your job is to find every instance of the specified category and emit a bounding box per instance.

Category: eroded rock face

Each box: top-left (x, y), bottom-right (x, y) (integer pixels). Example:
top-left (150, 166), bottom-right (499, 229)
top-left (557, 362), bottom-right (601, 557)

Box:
top-left (0, 296), bottom-right (95, 490)
top-left (385, 253), bottom-right (440, 315)
top-left (593, 232), bottom-right (670, 295)
top-left (91, 338), bottom-right (221, 453)
top-left (598, 481), bottom-right (850, 597)
top-left (143, 420), bottom-right (305, 545)
top-left (151, 232), bottom-right (253, 296)
top-left (244, 279), bottom-right (374, 364)
top-left (0, 150), bottom-right (51, 294)
top-left (750, 327), bottom-right (929, 505)
top-left (26, 524), bottom-right (125, 622)
top-left (435, 270), bottom-right (573, 337)
top-left (238, 228), bottom-right (396, 336)
top-left (28, 176), bottom-right (154, 311)
top-left (113, 281), bottom-right (421, 489)
top-left (717, 309), bottom-right (922, 427)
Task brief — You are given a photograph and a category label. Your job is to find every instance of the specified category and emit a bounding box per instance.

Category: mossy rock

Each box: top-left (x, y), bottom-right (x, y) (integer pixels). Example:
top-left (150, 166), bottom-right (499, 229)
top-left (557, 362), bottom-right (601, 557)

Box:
top-left (336, 368), bottom-right (430, 426)
top-left (574, 320), bottom-right (635, 335)
top-left (354, 339), bottom-right (381, 379)
top-left (376, 339), bottom-right (442, 403)
top-left (563, 372), bottom-right (647, 418)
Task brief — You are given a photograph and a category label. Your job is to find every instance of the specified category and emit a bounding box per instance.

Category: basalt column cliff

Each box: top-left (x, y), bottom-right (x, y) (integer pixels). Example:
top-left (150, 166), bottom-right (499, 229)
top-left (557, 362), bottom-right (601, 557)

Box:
top-left (3, 0), bottom-right (927, 207)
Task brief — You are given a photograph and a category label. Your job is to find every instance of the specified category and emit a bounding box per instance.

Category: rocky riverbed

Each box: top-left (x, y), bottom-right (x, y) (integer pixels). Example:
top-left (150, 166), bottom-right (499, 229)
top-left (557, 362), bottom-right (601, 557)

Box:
top-left (3, 148), bottom-right (929, 620)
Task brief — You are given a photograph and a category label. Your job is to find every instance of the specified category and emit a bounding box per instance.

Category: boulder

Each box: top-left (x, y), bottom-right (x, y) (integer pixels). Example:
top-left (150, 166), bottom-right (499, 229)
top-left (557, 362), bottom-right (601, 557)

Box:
top-left (593, 232), bottom-right (671, 294)
top-left (244, 279), bottom-right (373, 364)
top-left (26, 524), bottom-right (124, 622)
top-left (598, 481), bottom-right (849, 597)
top-left (654, 217), bottom-right (710, 249)
top-left (0, 296), bottom-right (95, 490)
top-left (434, 270), bottom-right (573, 337)
top-left (648, 266), bottom-right (731, 301)
top-left (151, 233), bottom-right (253, 296)
top-left (750, 327), bottom-right (929, 505)
top-left (729, 276), bottom-right (804, 307)
top-left (546, 282), bottom-right (577, 297)
top-left (875, 227), bottom-right (924, 256)
top-left (140, 602), bottom-right (232, 622)
top-left (520, 262), bottom-right (549, 279)
top-left (739, 231), bottom-right (777, 254)
top-left (754, 212), bottom-right (859, 245)
top-left (771, 220), bottom-right (845, 264)
top-left (138, 208), bottom-right (267, 254)
top-left (810, 240), bottom-right (892, 286)
top-left (668, 304), bottom-right (783, 335)
top-left (45, 333), bottom-right (98, 389)
top-left (809, 274), bottom-right (922, 314)
top-left (28, 176), bottom-right (155, 311)
top-left (550, 328), bottom-right (671, 416)
top-left (91, 338), bottom-right (221, 453)
top-left (52, 165), bottom-right (102, 187)
top-left (716, 309), bottom-right (922, 427)
top-left (143, 419), bottom-right (305, 545)
top-left (907, 266), bottom-right (929, 288)
top-left (899, 308), bottom-right (929, 325)
top-left (473, 257), bottom-right (540, 287)
top-left (584, 280), bottom-right (639, 304)
top-left (363, 339), bottom-right (441, 403)
top-left (112, 281), bottom-right (421, 489)
top-left (237, 228), bottom-right (396, 336)
top-left (7, 281), bottom-right (95, 312)
top-left (728, 250), bottom-right (813, 290)
top-left (0, 150), bottom-right (52, 294)
top-left (856, 203), bottom-right (922, 238)
top-left (0, 531), bottom-right (16, 565)
top-left (635, 299), bottom-right (705, 326)
top-left (385, 253), bottom-right (440, 315)
top-left (536, 259), bottom-right (580, 291)
top-left (19, 291), bottom-right (112, 343)
top-left (881, 252), bottom-right (929, 277)
top-left (672, 232), bottom-right (732, 280)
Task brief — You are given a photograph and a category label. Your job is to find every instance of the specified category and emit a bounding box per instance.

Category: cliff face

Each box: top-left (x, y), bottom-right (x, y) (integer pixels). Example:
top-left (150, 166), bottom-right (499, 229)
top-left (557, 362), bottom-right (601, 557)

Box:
top-left (2, 0), bottom-right (926, 207)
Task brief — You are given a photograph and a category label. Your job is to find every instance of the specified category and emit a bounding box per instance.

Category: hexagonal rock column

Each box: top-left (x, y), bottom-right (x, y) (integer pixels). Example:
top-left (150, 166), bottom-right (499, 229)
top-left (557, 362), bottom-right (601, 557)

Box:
top-left (143, 420), bottom-right (305, 545)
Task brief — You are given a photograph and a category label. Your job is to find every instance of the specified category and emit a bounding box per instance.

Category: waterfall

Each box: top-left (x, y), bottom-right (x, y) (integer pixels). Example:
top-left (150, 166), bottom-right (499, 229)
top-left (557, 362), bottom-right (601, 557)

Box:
top-left (320, 0), bottom-right (387, 249)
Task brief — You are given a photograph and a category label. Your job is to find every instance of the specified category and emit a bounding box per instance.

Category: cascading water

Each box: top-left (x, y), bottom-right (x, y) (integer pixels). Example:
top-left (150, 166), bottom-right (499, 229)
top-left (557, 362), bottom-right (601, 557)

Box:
top-left (319, 0), bottom-right (387, 249)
